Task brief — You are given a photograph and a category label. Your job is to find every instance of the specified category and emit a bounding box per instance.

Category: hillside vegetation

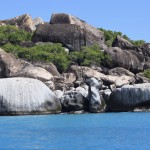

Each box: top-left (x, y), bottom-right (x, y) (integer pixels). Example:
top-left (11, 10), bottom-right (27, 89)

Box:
top-left (0, 25), bottom-right (147, 74)
top-left (99, 28), bottom-right (145, 47)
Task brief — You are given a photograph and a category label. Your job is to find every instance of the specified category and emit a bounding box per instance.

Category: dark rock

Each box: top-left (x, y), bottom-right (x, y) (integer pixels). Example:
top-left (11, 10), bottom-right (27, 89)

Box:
top-left (19, 41), bottom-right (35, 48)
top-left (143, 57), bottom-right (150, 70)
top-left (107, 83), bottom-right (150, 111)
top-left (106, 47), bottom-right (143, 73)
top-left (126, 50), bottom-right (145, 63)
top-left (32, 13), bottom-right (107, 51)
top-left (112, 35), bottom-right (135, 50)
top-left (85, 77), bottom-right (105, 113)
top-left (0, 48), bottom-right (23, 77)
top-left (60, 91), bottom-right (88, 112)
top-left (32, 23), bottom-right (106, 51)
top-left (50, 13), bottom-right (72, 24)
top-left (74, 78), bottom-right (84, 88)
top-left (135, 73), bottom-right (150, 83)
top-left (141, 43), bottom-right (150, 57)
top-left (101, 85), bottom-right (109, 90)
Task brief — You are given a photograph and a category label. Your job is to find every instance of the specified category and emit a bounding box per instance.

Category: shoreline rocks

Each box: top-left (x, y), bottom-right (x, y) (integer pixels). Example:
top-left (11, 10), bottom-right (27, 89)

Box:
top-left (106, 83), bottom-right (150, 111)
top-left (0, 78), bottom-right (61, 115)
top-left (1, 13), bottom-right (150, 115)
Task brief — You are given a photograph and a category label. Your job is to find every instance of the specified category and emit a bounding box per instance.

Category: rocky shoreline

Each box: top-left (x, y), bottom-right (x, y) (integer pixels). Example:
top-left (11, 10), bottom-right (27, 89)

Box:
top-left (0, 13), bottom-right (150, 115)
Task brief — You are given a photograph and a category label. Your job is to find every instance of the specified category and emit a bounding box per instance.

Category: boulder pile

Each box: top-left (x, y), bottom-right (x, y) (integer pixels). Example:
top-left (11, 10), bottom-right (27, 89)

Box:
top-left (0, 13), bottom-right (150, 115)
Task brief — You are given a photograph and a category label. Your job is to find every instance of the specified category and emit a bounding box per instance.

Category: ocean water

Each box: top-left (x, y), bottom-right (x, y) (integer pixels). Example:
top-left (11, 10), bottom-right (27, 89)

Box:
top-left (0, 113), bottom-right (150, 150)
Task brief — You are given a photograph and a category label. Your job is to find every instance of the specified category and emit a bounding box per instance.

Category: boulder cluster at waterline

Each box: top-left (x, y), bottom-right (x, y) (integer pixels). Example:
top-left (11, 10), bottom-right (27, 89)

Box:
top-left (0, 13), bottom-right (150, 115)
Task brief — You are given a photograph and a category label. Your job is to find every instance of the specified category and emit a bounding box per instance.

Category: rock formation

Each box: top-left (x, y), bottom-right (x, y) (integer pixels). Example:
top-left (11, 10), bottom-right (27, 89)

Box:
top-left (0, 78), bottom-right (61, 115)
top-left (15, 66), bottom-right (54, 82)
top-left (0, 13), bottom-right (150, 114)
top-left (106, 47), bottom-right (143, 73)
top-left (0, 48), bottom-right (23, 77)
top-left (60, 91), bottom-right (87, 112)
top-left (107, 83), bottom-right (150, 111)
top-left (32, 13), bottom-right (107, 51)
top-left (85, 77), bottom-right (105, 113)
top-left (0, 14), bottom-right (44, 32)
top-left (112, 35), bottom-right (135, 50)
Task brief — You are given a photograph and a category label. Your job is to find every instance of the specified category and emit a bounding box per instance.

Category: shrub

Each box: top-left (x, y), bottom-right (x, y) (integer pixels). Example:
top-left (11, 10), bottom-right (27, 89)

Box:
top-left (143, 69), bottom-right (150, 79)
top-left (1, 43), bottom-right (69, 73)
top-left (69, 45), bottom-right (108, 66)
top-left (99, 28), bottom-right (145, 47)
top-left (0, 25), bottom-right (32, 45)
top-left (99, 28), bottom-right (122, 47)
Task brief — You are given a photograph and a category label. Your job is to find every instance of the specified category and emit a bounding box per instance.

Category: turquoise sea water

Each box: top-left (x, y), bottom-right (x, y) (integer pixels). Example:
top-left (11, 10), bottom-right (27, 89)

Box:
top-left (0, 113), bottom-right (150, 150)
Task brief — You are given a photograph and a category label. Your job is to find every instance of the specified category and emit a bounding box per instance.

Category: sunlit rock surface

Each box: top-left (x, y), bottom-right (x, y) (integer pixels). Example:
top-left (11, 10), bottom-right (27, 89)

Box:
top-left (0, 78), bottom-right (61, 115)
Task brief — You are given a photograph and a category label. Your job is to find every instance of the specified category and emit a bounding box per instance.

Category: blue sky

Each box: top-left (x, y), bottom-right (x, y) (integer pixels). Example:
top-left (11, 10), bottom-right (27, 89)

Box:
top-left (1, 0), bottom-right (150, 42)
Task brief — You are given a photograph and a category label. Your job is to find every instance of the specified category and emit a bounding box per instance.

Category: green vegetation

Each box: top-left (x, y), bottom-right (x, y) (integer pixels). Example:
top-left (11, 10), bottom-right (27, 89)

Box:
top-left (99, 28), bottom-right (122, 47)
top-left (69, 45), bottom-right (108, 66)
top-left (1, 43), bottom-right (108, 73)
top-left (0, 25), bottom-right (145, 73)
top-left (1, 43), bottom-right (70, 73)
top-left (143, 69), bottom-right (150, 79)
top-left (0, 25), bottom-right (32, 45)
top-left (99, 28), bottom-right (145, 47)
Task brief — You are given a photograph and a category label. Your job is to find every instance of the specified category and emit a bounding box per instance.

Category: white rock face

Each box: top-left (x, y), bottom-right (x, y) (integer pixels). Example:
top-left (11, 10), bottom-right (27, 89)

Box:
top-left (54, 90), bottom-right (64, 99)
top-left (76, 87), bottom-right (88, 98)
top-left (0, 78), bottom-right (61, 115)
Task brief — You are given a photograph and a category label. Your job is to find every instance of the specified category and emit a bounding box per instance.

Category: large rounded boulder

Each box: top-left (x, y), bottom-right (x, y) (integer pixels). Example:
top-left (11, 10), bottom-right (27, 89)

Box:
top-left (107, 83), bottom-right (150, 111)
top-left (32, 13), bottom-right (107, 51)
top-left (0, 78), bottom-right (61, 115)
top-left (106, 47), bottom-right (143, 73)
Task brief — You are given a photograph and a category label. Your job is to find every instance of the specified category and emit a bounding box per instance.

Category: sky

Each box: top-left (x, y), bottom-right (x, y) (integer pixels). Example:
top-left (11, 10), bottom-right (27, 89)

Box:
top-left (1, 0), bottom-right (150, 42)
